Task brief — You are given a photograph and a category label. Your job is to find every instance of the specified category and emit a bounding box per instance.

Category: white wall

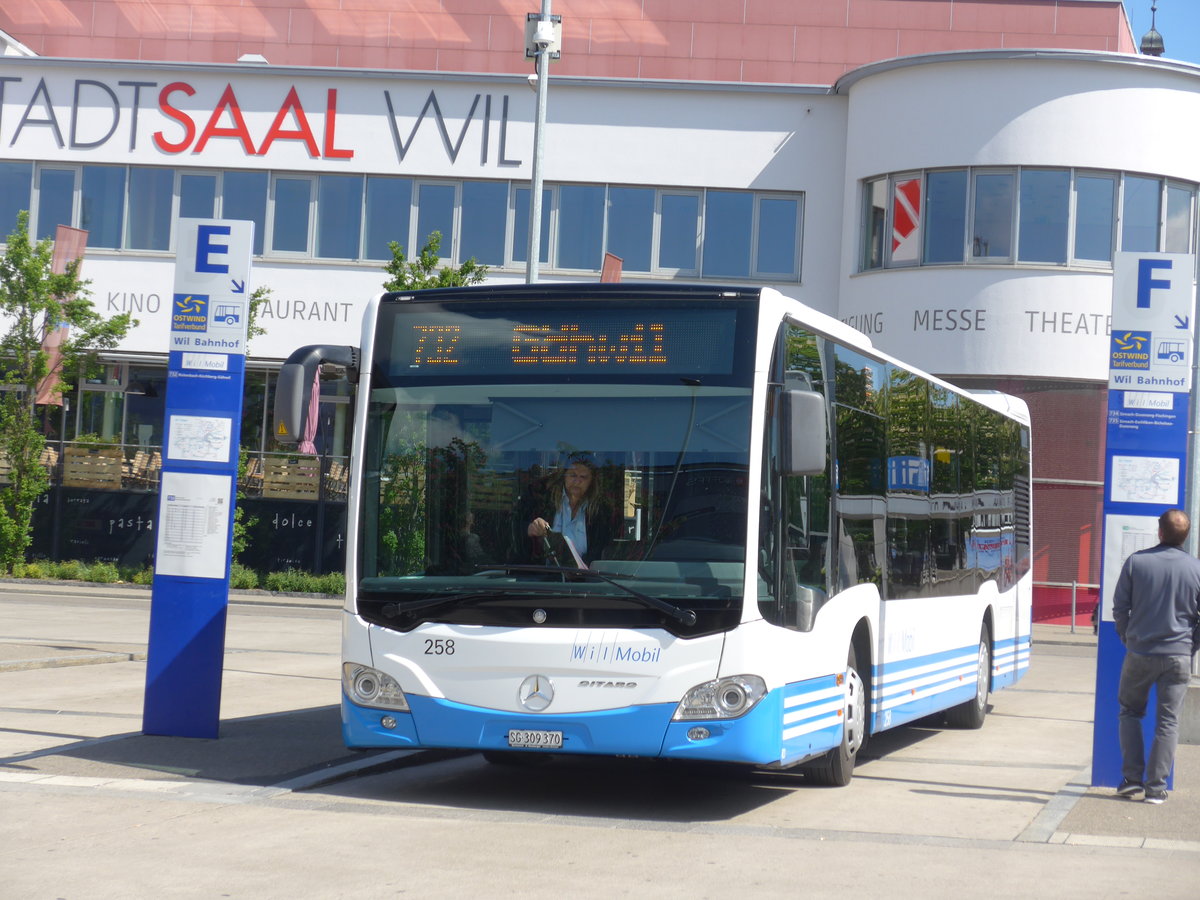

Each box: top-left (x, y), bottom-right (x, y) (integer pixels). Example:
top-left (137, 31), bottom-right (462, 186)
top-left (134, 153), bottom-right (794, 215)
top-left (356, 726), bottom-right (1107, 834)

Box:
top-left (837, 54), bottom-right (1200, 381)
top-left (0, 57), bottom-right (850, 355)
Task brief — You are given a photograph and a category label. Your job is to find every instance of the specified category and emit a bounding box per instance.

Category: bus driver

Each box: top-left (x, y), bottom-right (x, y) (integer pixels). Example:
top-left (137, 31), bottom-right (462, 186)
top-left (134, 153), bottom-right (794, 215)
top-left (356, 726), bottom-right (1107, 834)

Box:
top-left (526, 453), bottom-right (616, 566)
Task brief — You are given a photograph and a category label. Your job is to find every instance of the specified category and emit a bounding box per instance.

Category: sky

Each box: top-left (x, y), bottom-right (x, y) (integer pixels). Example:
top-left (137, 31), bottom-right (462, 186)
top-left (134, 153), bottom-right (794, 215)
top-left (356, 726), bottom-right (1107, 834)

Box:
top-left (1123, 1), bottom-right (1200, 65)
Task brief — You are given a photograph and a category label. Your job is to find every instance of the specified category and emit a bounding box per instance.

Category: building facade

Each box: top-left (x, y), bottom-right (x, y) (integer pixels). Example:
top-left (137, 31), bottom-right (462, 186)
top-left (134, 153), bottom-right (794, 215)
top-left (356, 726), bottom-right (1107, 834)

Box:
top-left (0, 2), bottom-right (1194, 619)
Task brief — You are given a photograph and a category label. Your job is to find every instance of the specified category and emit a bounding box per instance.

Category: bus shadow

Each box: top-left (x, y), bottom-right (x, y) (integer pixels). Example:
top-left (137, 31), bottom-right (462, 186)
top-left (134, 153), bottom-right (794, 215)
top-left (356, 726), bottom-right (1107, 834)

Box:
top-left (317, 722), bottom-right (952, 823)
top-left (321, 751), bottom-right (796, 821)
top-left (5, 705), bottom-right (381, 787)
top-left (10, 705), bottom-right (953, 824)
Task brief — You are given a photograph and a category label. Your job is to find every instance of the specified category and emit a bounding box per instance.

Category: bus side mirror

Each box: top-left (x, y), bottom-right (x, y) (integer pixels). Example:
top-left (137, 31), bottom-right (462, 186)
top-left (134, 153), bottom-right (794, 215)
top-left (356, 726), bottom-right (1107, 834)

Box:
top-left (273, 344), bottom-right (358, 447)
top-left (273, 359), bottom-right (311, 446)
top-left (780, 389), bottom-right (827, 476)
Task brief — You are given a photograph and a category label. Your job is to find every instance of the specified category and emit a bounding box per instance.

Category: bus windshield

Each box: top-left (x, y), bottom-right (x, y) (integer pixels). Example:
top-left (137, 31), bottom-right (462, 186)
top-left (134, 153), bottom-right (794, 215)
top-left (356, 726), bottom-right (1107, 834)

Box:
top-left (357, 295), bottom-right (757, 634)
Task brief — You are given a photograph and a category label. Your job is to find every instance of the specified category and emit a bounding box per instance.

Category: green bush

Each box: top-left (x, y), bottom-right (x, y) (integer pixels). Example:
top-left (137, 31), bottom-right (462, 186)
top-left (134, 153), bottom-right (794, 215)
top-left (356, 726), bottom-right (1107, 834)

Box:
top-left (119, 565), bottom-right (154, 585)
top-left (230, 562), bottom-right (259, 590)
top-left (52, 559), bottom-right (88, 581)
top-left (85, 561), bottom-right (120, 583)
top-left (317, 571), bottom-right (346, 595)
top-left (8, 556), bottom-right (342, 595)
top-left (262, 568), bottom-right (341, 594)
top-left (264, 568), bottom-right (313, 593)
top-left (13, 561), bottom-right (45, 579)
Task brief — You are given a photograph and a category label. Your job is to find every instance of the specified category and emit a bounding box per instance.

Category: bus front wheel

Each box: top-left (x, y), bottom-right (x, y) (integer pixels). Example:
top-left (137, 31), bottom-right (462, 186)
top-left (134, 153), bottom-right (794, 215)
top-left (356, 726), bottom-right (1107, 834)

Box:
top-left (945, 625), bottom-right (991, 729)
top-left (805, 646), bottom-right (866, 787)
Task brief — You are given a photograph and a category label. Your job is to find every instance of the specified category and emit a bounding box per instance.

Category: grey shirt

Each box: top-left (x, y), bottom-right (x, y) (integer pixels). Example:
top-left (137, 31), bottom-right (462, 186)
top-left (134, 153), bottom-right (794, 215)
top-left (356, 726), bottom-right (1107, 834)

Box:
top-left (1112, 543), bottom-right (1200, 656)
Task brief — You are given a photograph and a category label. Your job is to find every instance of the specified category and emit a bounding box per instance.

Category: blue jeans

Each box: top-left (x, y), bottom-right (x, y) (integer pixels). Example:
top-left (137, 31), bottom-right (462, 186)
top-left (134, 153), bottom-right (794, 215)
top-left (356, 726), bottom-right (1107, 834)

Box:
top-left (1117, 651), bottom-right (1192, 791)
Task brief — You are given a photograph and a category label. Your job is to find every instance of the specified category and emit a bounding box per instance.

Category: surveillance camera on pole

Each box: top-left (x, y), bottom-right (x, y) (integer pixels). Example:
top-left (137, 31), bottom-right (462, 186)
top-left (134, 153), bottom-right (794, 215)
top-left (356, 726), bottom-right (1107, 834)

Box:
top-left (524, 6), bottom-right (561, 283)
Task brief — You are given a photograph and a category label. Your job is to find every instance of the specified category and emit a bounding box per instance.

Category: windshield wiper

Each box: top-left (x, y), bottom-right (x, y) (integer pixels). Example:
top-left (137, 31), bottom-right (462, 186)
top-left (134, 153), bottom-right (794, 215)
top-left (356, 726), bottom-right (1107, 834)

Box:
top-left (486, 565), bottom-right (698, 627)
top-left (372, 586), bottom-right (567, 621)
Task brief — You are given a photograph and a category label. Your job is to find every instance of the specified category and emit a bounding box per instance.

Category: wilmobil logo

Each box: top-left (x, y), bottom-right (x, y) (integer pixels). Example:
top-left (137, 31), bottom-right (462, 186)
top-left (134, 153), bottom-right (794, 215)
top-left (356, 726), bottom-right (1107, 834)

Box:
top-left (172, 294), bottom-right (209, 332)
top-left (1110, 331), bottom-right (1151, 370)
top-left (571, 639), bottom-right (663, 664)
top-left (1124, 392), bottom-right (1175, 411)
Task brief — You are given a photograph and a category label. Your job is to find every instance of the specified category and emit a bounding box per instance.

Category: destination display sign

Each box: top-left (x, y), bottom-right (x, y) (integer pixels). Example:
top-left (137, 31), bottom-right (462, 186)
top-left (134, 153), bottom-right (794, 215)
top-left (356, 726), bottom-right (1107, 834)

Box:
top-left (386, 306), bottom-right (741, 377)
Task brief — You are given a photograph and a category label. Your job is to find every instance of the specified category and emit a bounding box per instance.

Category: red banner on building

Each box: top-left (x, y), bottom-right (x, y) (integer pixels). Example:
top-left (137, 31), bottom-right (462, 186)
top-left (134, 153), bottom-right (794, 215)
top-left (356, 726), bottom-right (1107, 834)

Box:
top-left (35, 225), bottom-right (88, 406)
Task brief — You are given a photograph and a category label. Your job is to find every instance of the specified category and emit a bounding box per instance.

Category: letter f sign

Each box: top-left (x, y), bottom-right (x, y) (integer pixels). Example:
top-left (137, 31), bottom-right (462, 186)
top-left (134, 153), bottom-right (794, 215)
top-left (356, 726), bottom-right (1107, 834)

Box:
top-left (1137, 258), bottom-right (1172, 308)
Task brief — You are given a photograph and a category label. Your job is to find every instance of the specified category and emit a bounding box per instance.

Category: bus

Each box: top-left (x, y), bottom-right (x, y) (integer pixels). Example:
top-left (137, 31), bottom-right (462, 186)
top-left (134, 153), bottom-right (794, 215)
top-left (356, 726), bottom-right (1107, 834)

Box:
top-left (274, 284), bottom-right (1032, 785)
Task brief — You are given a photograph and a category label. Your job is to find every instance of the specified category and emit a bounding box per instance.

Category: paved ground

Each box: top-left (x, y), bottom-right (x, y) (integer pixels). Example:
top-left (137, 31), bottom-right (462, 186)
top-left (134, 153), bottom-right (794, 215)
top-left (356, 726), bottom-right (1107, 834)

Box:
top-left (1, 578), bottom-right (1198, 897)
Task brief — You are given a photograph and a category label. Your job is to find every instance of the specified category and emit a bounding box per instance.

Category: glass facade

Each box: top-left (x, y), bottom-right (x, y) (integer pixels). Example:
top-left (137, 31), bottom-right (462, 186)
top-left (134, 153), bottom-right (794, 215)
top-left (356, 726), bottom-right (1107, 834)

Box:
top-left (862, 167), bottom-right (1198, 271)
top-left (1, 162), bottom-right (802, 282)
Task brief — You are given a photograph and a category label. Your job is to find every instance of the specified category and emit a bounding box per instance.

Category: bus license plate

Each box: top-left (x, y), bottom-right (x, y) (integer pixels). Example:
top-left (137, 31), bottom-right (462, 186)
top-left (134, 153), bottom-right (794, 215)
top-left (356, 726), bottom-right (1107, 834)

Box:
top-left (507, 729), bottom-right (563, 749)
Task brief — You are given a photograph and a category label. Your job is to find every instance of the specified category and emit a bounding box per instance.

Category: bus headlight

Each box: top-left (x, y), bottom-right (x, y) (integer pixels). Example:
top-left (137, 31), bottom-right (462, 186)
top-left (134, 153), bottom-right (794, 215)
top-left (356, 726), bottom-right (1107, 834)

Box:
top-left (343, 662), bottom-right (410, 711)
top-left (673, 675), bottom-right (766, 720)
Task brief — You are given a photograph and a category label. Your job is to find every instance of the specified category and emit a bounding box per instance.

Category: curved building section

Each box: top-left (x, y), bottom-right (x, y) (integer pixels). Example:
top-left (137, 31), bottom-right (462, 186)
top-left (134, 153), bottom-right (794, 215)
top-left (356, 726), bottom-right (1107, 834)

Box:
top-left (835, 51), bottom-right (1200, 619)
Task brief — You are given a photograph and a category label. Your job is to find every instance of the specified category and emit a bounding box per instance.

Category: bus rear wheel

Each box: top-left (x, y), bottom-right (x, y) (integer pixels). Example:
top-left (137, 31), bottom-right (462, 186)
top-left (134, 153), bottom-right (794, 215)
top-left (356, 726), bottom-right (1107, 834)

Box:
top-left (945, 625), bottom-right (991, 729)
top-left (806, 646), bottom-right (866, 787)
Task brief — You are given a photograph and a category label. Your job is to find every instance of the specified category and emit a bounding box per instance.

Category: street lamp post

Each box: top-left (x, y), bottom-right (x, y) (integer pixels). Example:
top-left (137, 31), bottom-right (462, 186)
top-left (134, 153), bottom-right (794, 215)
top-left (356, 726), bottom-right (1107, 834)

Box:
top-left (525, 3), bottom-right (560, 283)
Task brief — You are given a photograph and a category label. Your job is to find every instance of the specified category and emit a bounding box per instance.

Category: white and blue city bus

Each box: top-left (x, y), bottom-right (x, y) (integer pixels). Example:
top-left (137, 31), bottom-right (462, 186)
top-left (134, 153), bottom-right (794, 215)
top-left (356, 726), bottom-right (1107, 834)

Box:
top-left (274, 284), bottom-right (1031, 785)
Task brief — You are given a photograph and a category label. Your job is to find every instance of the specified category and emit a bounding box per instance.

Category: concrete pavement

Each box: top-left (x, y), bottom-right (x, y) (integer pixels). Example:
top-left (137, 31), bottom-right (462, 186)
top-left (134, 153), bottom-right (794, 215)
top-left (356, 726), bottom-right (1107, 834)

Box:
top-left (1, 577), bottom-right (1198, 897)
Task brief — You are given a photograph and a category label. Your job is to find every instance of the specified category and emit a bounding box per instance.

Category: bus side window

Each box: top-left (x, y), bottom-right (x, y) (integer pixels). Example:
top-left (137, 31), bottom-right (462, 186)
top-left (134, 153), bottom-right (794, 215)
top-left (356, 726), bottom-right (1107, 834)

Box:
top-left (779, 325), bottom-right (832, 631)
top-left (783, 472), bottom-right (829, 630)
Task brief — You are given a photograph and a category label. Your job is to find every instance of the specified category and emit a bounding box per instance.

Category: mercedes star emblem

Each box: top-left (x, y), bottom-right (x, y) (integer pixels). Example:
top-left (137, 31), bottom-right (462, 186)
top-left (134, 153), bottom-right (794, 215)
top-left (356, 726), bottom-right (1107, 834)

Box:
top-left (518, 674), bottom-right (554, 711)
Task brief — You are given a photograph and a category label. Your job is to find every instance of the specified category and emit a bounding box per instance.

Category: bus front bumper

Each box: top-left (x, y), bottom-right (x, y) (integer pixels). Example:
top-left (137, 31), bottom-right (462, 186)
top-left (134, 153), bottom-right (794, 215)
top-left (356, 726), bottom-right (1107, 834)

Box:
top-left (341, 688), bottom-right (820, 766)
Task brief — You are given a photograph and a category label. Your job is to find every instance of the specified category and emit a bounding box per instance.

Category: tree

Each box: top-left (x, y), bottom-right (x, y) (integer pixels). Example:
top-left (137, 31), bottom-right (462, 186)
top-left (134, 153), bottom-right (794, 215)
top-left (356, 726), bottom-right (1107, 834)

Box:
top-left (0, 211), bottom-right (133, 572)
top-left (246, 283), bottom-right (270, 346)
top-left (231, 284), bottom-right (272, 573)
top-left (376, 234), bottom-right (486, 575)
top-left (382, 231), bottom-right (488, 291)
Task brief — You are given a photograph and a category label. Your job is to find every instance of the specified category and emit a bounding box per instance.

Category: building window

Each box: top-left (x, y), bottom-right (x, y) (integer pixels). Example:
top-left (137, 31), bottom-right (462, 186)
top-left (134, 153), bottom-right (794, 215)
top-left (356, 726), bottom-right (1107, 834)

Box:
top-left (1017, 169), bottom-right (1069, 264)
top-left (862, 178), bottom-right (886, 270)
top-left (270, 175), bottom-right (313, 255)
top-left (971, 171), bottom-right (1014, 261)
top-left (35, 167), bottom-right (76, 241)
top-left (364, 176), bottom-right (412, 261)
top-left (606, 187), bottom-right (655, 272)
top-left (1165, 183), bottom-right (1194, 253)
top-left (889, 175), bottom-right (922, 266)
top-left (4, 160), bottom-right (803, 282)
top-left (860, 167), bottom-right (1198, 272)
top-left (702, 190), bottom-right (754, 278)
top-left (81, 166), bottom-right (126, 249)
top-left (657, 192), bottom-right (700, 274)
top-left (1121, 175), bottom-right (1161, 252)
top-left (416, 182), bottom-right (456, 260)
top-left (222, 171), bottom-right (268, 255)
top-left (316, 175), bottom-right (364, 260)
top-left (180, 172), bottom-right (217, 220)
top-left (460, 181), bottom-right (508, 265)
top-left (511, 186), bottom-right (552, 266)
top-left (0, 162), bottom-right (33, 238)
top-left (923, 169), bottom-right (967, 265)
top-left (756, 195), bottom-right (801, 278)
top-left (126, 167), bottom-right (175, 251)
top-left (557, 184), bottom-right (605, 271)
top-left (1073, 173), bottom-right (1115, 263)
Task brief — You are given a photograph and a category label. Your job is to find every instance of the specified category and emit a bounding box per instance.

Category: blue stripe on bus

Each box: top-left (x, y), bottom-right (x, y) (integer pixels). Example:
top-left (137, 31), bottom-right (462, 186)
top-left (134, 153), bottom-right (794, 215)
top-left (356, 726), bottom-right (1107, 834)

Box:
top-left (778, 674), bottom-right (844, 765)
top-left (357, 693), bottom-right (679, 756)
top-left (342, 680), bottom-right (845, 767)
top-left (872, 650), bottom-right (975, 727)
top-left (867, 633), bottom-right (1031, 729)
top-left (342, 695), bottom-right (423, 749)
top-left (342, 633), bottom-right (1031, 761)
top-left (992, 634), bottom-right (1031, 690)
top-left (873, 682), bottom-right (979, 729)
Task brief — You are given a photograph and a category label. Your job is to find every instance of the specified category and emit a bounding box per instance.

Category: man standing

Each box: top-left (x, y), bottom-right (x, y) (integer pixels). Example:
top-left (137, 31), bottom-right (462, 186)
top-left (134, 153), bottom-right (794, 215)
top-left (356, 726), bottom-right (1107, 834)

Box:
top-left (1112, 508), bottom-right (1200, 804)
